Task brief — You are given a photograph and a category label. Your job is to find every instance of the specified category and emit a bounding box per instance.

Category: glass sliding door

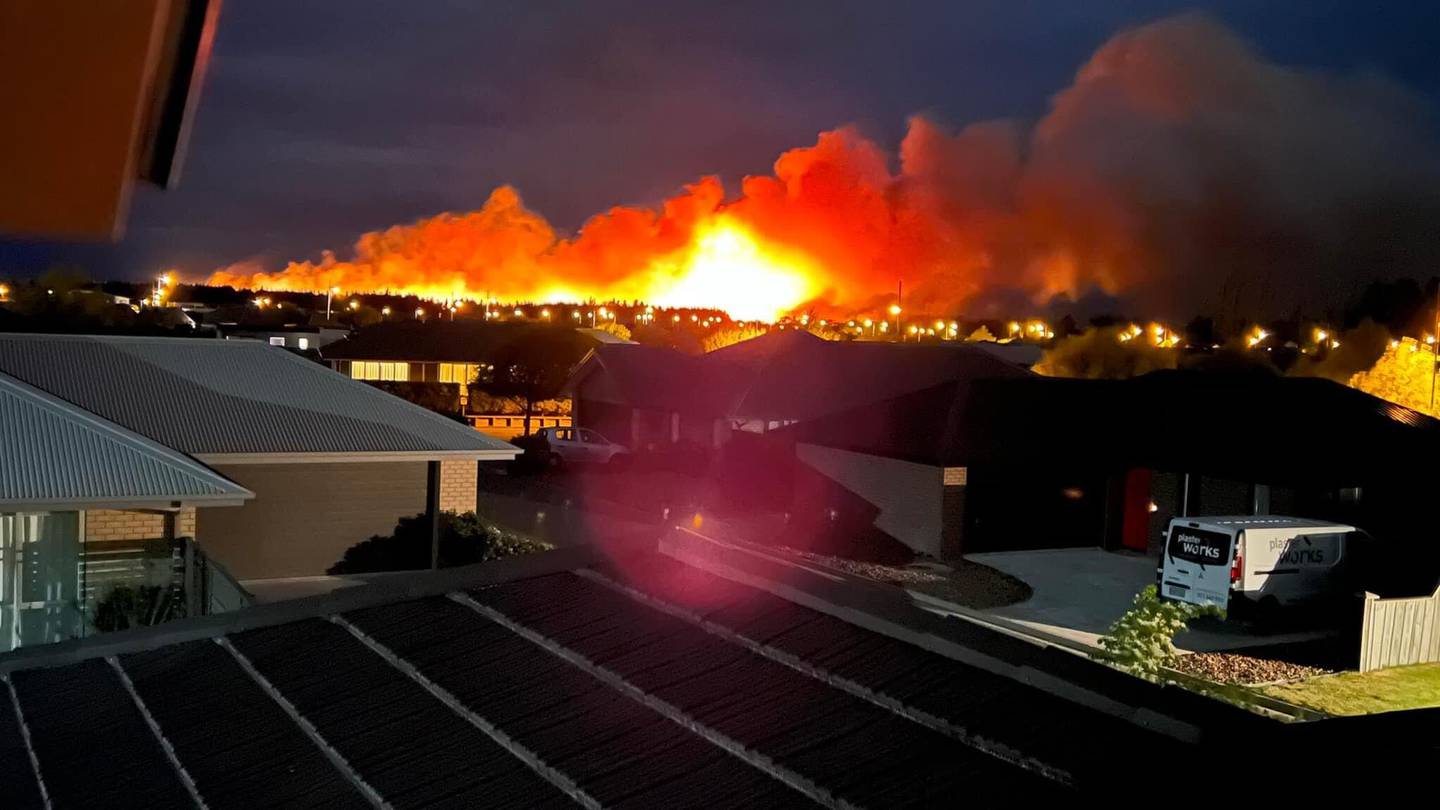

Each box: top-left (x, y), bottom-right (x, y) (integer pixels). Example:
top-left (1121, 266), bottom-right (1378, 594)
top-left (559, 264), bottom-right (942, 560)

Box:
top-left (0, 512), bottom-right (84, 653)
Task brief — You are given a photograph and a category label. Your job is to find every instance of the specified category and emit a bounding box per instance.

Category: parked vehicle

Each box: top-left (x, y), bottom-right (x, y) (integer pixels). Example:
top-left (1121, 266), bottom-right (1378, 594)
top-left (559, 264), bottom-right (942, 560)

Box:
top-left (1159, 516), bottom-right (1356, 617)
top-left (534, 426), bottom-right (631, 467)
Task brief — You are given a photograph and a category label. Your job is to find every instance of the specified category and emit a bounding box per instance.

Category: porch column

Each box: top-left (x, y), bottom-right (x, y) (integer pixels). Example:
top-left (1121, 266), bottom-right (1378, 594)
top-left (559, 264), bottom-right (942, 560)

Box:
top-left (940, 467), bottom-right (968, 560)
top-left (427, 460), bottom-right (441, 570)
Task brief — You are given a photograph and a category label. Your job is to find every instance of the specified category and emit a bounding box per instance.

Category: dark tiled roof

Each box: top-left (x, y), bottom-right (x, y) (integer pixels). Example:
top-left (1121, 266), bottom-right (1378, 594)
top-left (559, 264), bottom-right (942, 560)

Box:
top-left (323, 321), bottom-right (594, 363)
top-left (1, 552), bottom-right (1192, 807)
top-left (795, 370), bottom-right (1440, 485)
top-left (0, 334), bottom-right (514, 457)
top-left (575, 331), bottom-right (1031, 423)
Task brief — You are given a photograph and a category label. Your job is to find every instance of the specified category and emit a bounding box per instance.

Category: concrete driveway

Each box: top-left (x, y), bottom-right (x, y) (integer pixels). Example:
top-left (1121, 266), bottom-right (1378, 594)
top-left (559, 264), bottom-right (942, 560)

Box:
top-left (965, 547), bottom-right (1328, 653)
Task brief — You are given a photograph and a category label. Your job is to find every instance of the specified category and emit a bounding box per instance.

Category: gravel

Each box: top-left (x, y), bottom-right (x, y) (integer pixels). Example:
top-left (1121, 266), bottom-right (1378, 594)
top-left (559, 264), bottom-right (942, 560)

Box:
top-left (1169, 651), bottom-right (1333, 685)
top-left (781, 549), bottom-right (1032, 609)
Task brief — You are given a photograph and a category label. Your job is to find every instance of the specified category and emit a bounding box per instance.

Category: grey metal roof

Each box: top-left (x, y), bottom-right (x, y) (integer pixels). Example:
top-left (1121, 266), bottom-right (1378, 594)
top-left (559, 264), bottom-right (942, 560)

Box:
top-left (0, 372), bottom-right (252, 509)
top-left (0, 334), bottom-right (516, 458)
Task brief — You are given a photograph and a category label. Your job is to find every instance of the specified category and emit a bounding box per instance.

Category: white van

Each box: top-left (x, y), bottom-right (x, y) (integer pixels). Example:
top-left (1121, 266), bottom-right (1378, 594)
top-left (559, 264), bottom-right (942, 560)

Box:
top-left (1159, 516), bottom-right (1355, 615)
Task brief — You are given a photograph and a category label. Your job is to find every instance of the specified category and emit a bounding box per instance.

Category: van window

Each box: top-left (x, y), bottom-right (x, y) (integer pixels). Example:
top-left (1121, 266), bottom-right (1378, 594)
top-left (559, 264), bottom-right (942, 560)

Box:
top-left (1166, 525), bottom-right (1231, 566)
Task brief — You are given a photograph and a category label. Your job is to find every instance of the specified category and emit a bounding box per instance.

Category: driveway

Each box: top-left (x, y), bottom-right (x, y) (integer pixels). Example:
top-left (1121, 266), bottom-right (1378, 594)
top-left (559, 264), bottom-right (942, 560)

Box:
top-left (965, 547), bottom-right (1329, 653)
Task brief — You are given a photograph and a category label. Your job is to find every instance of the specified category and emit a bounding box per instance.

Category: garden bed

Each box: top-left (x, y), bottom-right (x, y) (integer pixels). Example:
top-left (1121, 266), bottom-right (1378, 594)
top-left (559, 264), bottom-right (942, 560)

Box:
top-left (782, 549), bottom-right (1032, 609)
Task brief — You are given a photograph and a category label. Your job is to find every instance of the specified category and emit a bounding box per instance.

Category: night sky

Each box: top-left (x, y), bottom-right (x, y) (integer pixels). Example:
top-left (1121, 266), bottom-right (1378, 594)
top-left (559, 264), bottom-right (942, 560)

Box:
top-left (4, 1), bottom-right (1440, 287)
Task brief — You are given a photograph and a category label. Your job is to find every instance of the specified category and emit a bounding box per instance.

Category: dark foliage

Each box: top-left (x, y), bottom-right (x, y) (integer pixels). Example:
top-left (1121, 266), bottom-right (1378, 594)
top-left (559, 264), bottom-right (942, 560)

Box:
top-left (327, 511), bottom-right (551, 574)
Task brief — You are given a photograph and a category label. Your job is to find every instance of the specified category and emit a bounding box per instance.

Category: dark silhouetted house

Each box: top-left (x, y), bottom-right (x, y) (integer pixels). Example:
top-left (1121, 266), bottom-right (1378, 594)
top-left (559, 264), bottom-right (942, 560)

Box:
top-left (565, 330), bottom-right (1032, 450)
top-left (793, 371), bottom-right (1440, 585)
top-left (0, 334), bottom-right (517, 590)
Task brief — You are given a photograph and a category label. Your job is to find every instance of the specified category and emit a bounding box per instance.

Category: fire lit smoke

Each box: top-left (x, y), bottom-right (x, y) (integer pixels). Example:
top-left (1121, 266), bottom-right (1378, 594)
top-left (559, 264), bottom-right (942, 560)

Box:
top-left (209, 14), bottom-right (1440, 321)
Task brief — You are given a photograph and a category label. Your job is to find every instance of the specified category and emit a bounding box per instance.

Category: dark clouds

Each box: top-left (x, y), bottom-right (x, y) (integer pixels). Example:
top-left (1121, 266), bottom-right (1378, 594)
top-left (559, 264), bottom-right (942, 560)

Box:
top-left (4, 1), bottom-right (1440, 315)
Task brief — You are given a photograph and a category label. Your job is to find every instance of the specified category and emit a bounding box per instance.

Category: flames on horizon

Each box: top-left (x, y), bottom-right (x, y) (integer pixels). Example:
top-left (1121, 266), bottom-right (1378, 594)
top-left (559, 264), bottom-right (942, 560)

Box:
top-left (209, 14), bottom-right (1440, 323)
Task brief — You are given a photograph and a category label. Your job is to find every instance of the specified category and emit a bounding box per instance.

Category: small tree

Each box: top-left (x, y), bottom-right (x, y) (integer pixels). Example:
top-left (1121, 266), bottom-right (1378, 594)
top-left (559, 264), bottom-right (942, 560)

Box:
top-left (485, 328), bottom-right (587, 435)
top-left (1094, 585), bottom-right (1221, 679)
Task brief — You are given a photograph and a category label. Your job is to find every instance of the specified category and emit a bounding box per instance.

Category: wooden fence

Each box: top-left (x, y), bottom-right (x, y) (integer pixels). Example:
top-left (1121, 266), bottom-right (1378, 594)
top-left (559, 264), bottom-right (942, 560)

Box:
top-left (1359, 586), bottom-right (1440, 672)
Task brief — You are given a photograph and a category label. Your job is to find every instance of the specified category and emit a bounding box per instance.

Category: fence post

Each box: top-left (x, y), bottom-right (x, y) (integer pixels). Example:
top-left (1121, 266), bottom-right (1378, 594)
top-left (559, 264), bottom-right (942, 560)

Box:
top-left (1360, 592), bottom-right (1378, 673)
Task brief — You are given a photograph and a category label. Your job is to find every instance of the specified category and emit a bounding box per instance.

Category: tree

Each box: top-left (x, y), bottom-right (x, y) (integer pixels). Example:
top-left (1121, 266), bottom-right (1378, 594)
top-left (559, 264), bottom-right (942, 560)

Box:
top-left (703, 324), bottom-right (768, 352)
top-left (483, 327), bottom-right (588, 435)
top-left (1034, 326), bottom-right (1178, 379)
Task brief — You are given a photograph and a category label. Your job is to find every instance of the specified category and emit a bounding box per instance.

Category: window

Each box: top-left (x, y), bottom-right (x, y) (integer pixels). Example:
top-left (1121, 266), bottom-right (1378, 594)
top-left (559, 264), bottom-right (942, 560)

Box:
top-left (268, 337), bottom-right (285, 347)
top-left (297, 337), bottom-right (309, 350)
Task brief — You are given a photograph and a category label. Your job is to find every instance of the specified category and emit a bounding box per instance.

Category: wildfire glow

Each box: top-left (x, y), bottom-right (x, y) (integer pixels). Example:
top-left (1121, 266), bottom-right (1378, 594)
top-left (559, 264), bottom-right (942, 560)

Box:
top-left (645, 221), bottom-right (819, 322)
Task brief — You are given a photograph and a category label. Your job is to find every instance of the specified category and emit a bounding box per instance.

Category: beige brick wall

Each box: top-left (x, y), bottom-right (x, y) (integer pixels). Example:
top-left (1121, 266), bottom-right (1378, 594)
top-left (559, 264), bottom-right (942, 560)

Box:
top-left (439, 460), bottom-right (477, 513)
top-left (84, 507), bottom-right (196, 542)
top-left (197, 462), bottom-right (428, 579)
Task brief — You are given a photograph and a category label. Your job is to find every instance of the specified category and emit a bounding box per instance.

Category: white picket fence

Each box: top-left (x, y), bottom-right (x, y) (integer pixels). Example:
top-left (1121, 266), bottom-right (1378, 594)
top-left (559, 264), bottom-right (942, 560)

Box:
top-left (1359, 586), bottom-right (1440, 672)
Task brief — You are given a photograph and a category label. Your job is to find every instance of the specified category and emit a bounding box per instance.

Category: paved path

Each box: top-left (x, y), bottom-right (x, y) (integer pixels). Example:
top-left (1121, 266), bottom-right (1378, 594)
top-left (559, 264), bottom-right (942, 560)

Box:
top-left (966, 548), bottom-right (1326, 653)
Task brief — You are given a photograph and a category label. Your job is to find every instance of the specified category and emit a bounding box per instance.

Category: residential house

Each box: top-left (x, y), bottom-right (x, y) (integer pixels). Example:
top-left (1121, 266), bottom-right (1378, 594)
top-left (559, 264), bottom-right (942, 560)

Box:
top-left (223, 324), bottom-right (350, 352)
top-left (0, 334), bottom-right (517, 587)
top-left (792, 370), bottom-right (1440, 584)
top-left (1, 372), bottom-right (252, 653)
top-left (323, 321), bottom-right (590, 436)
top-left (565, 330), bottom-right (1032, 449)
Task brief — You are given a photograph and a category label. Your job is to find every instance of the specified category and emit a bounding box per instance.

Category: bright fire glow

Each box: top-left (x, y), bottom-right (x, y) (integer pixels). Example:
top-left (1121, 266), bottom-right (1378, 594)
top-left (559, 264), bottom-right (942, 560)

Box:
top-left (645, 220), bottom-right (820, 322)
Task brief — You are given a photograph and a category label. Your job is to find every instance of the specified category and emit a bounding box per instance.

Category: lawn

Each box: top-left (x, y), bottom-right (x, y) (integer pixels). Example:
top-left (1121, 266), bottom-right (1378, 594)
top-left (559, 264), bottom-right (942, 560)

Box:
top-left (1260, 663), bottom-right (1440, 715)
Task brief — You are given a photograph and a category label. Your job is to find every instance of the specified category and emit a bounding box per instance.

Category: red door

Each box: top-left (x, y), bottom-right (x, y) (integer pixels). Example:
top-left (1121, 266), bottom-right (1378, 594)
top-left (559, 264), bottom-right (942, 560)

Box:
top-left (1121, 468), bottom-right (1152, 552)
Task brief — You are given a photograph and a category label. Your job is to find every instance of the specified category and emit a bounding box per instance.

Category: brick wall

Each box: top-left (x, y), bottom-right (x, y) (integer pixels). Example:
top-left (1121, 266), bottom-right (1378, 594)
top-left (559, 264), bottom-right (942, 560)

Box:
top-left (84, 507), bottom-right (195, 542)
top-left (439, 460), bottom-right (477, 513)
top-left (198, 462), bottom-right (428, 579)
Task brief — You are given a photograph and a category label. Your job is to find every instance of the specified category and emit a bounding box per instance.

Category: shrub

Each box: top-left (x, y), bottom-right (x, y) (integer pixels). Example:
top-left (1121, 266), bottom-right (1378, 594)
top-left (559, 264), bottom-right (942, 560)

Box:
top-left (1094, 585), bottom-right (1222, 679)
top-left (328, 511), bottom-right (552, 574)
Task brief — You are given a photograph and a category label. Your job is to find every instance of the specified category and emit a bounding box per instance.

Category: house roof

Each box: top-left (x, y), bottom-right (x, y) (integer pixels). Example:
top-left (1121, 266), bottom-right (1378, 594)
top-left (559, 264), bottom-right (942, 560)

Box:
top-left (0, 334), bottom-right (517, 462)
top-left (323, 321), bottom-right (596, 363)
top-left (568, 331), bottom-right (1032, 423)
top-left (721, 335), bottom-right (1032, 422)
top-left (0, 545), bottom-right (1194, 805)
top-left (794, 369), bottom-right (1440, 486)
top-left (0, 372), bottom-right (251, 510)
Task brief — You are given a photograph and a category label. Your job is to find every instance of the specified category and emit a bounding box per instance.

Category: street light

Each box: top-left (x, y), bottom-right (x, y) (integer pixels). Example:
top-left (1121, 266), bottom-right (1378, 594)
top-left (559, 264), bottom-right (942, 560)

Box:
top-left (326, 286), bottom-right (339, 320)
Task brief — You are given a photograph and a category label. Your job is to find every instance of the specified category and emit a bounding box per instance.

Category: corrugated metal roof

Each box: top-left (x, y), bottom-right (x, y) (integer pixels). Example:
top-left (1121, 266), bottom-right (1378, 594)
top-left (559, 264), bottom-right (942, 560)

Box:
top-left (0, 372), bottom-right (252, 508)
top-left (0, 334), bottom-right (517, 458)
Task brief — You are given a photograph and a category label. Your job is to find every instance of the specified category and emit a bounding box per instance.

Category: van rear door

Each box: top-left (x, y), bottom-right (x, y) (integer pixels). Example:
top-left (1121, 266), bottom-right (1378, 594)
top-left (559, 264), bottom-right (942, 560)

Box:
top-left (1161, 523), bottom-right (1234, 608)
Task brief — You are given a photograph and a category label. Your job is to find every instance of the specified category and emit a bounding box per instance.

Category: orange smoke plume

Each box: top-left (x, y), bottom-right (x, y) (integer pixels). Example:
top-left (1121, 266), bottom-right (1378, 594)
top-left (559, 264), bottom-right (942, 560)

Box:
top-left (210, 14), bottom-right (1440, 321)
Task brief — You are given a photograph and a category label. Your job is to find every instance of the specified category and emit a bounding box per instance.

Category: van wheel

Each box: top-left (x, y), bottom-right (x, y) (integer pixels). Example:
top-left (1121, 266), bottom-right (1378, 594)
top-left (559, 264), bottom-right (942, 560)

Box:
top-left (1255, 596), bottom-right (1282, 631)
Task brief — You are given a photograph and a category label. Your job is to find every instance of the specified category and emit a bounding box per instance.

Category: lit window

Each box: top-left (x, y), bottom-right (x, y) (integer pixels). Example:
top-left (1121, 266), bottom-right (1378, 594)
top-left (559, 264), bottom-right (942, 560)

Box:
top-left (297, 337), bottom-right (309, 350)
top-left (268, 337), bottom-right (285, 347)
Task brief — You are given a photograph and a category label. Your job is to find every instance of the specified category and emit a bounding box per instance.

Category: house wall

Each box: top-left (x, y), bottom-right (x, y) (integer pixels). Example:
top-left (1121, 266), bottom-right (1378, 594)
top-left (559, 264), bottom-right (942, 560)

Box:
top-left (197, 462), bottom-right (428, 580)
top-left (796, 443), bottom-right (944, 557)
top-left (439, 460), bottom-right (477, 513)
top-left (84, 507), bottom-right (195, 542)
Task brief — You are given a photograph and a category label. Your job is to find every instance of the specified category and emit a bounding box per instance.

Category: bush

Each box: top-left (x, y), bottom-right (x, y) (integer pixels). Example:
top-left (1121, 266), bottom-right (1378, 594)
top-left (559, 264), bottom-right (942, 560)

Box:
top-left (328, 511), bottom-right (552, 574)
top-left (93, 585), bottom-right (185, 633)
top-left (1094, 585), bottom-right (1222, 679)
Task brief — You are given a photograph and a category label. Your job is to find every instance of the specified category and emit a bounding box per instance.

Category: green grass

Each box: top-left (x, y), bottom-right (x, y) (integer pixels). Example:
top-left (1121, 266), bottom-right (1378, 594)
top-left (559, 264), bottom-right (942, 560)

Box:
top-left (1260, 663), bottom-right (1440, 715)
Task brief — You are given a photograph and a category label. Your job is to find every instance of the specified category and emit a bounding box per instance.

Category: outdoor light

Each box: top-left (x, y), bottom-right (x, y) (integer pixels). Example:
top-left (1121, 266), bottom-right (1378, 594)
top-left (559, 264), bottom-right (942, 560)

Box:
top-left (382, 306), bottom-right (391, 316)
top-left (673, 314), bottom-right (680, 323)
top-left (541, 308), bottom-right (550, 319)
top-left (888, 304), bottom-right (902, 316)
top-left (348, 300), bottom-right (359, 311)
top-left (1314, 328), bottom-right (1329, 343)
top-left (514, 308), bottom-right (524, 317)
top-left (415, 308), bottom-right (425, 319)
top-left (863, 318), bottom-right (872, 327)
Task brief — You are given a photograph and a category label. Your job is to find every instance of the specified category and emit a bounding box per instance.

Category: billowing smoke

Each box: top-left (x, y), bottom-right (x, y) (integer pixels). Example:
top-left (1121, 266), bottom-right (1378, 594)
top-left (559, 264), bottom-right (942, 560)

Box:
top-left (210, 14), bottom-right (1440, 319)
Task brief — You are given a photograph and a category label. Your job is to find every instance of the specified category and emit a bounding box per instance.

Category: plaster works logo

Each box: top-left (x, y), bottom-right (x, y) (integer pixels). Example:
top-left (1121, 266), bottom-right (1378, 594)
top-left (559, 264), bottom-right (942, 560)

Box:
top-left (1176, 532), bottom-right (1223, 560)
